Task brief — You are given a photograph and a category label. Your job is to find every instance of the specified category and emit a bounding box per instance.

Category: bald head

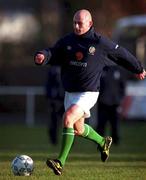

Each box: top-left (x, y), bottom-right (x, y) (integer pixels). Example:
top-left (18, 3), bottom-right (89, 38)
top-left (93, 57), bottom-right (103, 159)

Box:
top-left (73, 9), bottom-right (93, 35)
top-left (74, 9), bottom-right (92, 22)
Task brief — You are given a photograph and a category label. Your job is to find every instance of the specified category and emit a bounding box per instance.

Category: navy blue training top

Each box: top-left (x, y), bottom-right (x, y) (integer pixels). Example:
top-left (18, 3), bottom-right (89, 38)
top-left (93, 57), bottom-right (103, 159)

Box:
top-left (37, 27), bottom-right (143, 92)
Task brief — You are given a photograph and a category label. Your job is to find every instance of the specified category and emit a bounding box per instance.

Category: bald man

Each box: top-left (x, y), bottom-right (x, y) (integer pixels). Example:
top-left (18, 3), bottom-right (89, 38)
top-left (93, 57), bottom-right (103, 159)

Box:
top-left (34, 9), bottom-right (146, 175)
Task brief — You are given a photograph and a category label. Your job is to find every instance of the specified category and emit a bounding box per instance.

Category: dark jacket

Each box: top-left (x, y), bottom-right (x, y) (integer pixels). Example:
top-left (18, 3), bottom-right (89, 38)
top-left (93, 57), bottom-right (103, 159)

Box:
top-left (36, 27), bottom-right (143, 92)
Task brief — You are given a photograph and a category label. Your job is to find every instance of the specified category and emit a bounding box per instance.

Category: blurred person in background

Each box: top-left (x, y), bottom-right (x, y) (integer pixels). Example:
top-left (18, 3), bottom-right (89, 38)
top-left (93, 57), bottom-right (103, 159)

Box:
top-left (46, 66), bottom-right (64, 145)
top-left (34, 9), bottom-right (146, 175)
top-left (97, 66), bottom-right (126, 145)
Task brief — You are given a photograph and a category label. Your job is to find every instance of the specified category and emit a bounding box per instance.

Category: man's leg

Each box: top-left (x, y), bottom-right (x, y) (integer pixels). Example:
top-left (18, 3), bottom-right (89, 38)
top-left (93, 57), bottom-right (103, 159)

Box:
top-left (81, 123), bottom-right (105, 146)
top-left (80, 123), bottom-right (112, 162)
top-left (46, 104), bottom-right (84, 175)
top-left (58, 127), bottom-right (74, 165)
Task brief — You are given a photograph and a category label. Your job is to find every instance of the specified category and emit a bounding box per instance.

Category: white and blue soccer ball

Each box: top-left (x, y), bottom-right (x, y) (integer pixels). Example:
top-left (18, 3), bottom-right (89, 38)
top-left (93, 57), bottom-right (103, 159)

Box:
top-left (11, 155), bottom-right (34, 176)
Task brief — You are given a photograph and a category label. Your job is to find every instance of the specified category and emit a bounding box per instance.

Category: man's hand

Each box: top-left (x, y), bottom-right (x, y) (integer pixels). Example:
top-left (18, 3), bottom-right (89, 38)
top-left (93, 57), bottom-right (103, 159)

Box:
top-left (135, 69), bottom-right (146, 80)
top-left (35, 53), bottom-right (45, 65)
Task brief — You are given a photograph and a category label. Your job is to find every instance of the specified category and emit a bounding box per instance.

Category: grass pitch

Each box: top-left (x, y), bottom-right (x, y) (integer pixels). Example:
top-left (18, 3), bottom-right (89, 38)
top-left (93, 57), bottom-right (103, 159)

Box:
top-left (0, 121), bottom-right (146, 180)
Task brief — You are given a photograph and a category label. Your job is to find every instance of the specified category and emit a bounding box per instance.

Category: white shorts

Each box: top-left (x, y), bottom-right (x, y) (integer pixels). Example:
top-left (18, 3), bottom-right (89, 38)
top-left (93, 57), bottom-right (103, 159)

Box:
top-left (64, 91), bottom-right (99, 118)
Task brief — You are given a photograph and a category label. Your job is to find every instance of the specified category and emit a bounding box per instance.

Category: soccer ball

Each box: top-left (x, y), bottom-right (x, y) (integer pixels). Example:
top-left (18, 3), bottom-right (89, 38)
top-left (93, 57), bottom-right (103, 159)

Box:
top-left (11, 155), bottom-right (34, 176)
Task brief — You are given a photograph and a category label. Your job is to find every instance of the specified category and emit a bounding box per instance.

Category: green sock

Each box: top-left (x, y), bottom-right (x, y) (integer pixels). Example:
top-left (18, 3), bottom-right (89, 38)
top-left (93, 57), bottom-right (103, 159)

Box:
top-left (81, 124), bottom-right (105, 147)
top-left (58, 128), bottom-right (74, 166)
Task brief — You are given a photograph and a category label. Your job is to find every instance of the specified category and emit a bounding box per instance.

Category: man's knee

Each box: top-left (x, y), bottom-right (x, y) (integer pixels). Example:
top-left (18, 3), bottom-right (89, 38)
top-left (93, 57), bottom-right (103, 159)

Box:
top-left (63, 111), bottom-right (74, 128)
top-left (63, 105), bottom-right (84, 128)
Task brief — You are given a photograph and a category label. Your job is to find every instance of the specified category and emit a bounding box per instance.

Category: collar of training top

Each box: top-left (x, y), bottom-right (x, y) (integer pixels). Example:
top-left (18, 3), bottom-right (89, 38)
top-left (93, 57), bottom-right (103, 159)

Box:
top-left (73, 27), bottom-right (101, 41)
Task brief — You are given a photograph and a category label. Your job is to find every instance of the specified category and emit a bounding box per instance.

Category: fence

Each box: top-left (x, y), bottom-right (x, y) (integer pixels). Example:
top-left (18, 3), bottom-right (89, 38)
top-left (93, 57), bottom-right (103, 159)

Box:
top-left (0, 86), bottom-right (45, 127)
top-left (0, 83), bottom-right (146, 126)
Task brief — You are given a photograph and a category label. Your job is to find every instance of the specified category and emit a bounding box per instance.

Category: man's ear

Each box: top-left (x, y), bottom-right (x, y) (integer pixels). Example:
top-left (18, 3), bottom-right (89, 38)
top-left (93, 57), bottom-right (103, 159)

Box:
top-left (89, 21), bottom-right (93, 27)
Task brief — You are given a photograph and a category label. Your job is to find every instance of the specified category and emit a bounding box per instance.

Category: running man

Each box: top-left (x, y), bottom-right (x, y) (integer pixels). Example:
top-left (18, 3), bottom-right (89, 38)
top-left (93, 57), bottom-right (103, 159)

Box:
top-left (34, 9), bottom-right (146, 175)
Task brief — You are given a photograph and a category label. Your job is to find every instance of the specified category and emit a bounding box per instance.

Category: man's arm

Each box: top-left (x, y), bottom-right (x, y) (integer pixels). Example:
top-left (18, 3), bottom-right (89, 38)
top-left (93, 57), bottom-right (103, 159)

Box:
top-left (101, 36), bottom-right (146, 80)
top-left (34, 37), bottom-right (65, 66)
top-left (111, 46), bottom-right (146, 80)
top-left (34, 49), bottom-right (51, 65)
top-left (109, 46), bottom-right (146, 80)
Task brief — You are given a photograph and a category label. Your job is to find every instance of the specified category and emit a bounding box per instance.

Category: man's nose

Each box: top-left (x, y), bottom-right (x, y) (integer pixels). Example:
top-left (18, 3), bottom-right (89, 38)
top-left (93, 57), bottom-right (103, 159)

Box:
top-left (75, 23), bottom-right (79, 29)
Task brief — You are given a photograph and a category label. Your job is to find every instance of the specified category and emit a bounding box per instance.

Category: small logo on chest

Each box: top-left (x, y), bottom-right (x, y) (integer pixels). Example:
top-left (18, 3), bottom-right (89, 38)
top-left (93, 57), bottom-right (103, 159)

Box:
top-left (75, 52), bottom-right (84, 61)
top-left (89, 46), bottom-right (96, 55)
top-left (67, 46), bottom-right (72, 50)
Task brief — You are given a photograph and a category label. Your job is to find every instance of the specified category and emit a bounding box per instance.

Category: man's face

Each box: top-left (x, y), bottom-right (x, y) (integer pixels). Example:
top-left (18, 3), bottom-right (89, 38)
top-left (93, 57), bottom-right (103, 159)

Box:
top-left (73, 13), bottom-right (92, 35)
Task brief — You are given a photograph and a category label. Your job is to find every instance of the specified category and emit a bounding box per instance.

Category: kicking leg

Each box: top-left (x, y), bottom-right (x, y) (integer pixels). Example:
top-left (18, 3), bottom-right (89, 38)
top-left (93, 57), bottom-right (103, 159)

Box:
top-left (77, 122), bottom-right (112, 162)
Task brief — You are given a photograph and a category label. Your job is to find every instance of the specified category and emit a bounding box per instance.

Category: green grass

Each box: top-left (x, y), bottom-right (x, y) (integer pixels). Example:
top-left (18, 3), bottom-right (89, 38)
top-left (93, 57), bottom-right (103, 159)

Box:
top-left (0, 121), bottom-right (146, 180)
